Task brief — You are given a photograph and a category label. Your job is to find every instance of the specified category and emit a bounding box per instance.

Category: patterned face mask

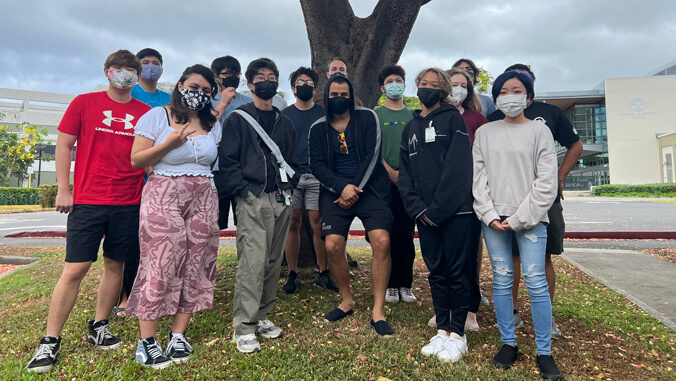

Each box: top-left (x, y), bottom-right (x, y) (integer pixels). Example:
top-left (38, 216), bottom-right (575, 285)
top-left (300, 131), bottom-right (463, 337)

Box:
top-left (180, 87), bottom-right (211, 111)
top-left (107, 68), bottom-right (138, 89)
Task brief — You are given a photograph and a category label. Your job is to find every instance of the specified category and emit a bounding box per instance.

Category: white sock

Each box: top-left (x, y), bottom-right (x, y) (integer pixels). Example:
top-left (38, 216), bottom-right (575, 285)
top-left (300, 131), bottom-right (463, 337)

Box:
top-left (172, 332), bottom-right (185, 340)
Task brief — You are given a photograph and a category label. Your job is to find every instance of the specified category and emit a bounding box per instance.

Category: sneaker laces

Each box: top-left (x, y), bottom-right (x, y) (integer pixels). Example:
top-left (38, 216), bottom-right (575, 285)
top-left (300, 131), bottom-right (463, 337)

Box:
top-left (94, 323), bottom-right (115, 344)
top-left (237, 333), bottom-right (257, 344)
top-left (167, 335), bottom-right (193, 354)
top-left (29, 343), bottom-right (55, 363)
top-left (259, 319), bottom-right (275, 329)
top-left (401, 288), bottom-right (414, 297)
top-left (146, 341), bottom-right (164, 360)
top-left (387, 288), bottom-right (398, 297)
top-left (428, 333), bottom-right (447, 346)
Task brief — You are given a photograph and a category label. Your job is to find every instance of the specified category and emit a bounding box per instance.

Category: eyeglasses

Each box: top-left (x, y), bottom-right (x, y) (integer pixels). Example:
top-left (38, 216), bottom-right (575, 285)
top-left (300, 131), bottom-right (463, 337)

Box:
top-left (384, 78), bottom-right (404, 85)
top-left (295, 79), bottom-right (315, 87)
top-left (253, 74), bottom-right (277, 82)
top-left (338, 132), bottom-right (348, 154)
top-left (219, 71), bottom-right (240, 78)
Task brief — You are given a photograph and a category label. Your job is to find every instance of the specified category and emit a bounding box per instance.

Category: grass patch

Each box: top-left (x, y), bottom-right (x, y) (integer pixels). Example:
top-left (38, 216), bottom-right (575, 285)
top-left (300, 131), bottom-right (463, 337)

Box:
top-left (595, 192), bottom-right (676, 198)
top-left (0, 205), bottom-right (52, 214)
top-left (642, 248), bottom-right (676, 264)
top-left (0, 246), bottom-right (674, 380)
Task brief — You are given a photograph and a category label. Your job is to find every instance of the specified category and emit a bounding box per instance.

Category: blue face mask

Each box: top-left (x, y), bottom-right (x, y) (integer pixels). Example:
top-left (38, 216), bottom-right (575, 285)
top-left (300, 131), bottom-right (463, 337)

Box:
top-left (385, 83), bottom-right (404, 100)
top-left (141, 64), bottom-right (163, 81)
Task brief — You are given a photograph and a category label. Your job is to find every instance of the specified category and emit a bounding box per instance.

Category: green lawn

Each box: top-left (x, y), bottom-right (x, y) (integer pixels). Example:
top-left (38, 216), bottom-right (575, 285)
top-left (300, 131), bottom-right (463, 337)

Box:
top-left (0, 246), bottom-right (674, 380)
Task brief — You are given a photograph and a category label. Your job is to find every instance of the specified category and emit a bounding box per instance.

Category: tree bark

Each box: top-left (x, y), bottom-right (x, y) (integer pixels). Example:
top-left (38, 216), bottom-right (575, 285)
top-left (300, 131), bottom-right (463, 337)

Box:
top-left (300, 0), bottom-right (431, 108)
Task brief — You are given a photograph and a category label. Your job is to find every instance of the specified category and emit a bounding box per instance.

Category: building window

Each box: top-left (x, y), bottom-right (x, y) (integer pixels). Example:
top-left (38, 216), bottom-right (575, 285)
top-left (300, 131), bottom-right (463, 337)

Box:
top-left (565, 104), bottom-right (607, 145)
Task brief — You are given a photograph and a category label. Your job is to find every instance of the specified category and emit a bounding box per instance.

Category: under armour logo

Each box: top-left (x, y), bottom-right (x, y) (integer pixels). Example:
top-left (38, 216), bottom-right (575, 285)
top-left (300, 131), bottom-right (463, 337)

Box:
top-left (102, 111), bottom-right (135, 129)
top-left (533, 116), bottom-right (547, 125)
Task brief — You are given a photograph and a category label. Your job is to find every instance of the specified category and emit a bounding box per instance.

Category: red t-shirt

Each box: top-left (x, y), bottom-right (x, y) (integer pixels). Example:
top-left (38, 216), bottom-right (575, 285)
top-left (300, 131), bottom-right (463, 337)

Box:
top-left (58, 91), bottom-right (151, 205)
top-left (462, 109), bottom-right (489, 143)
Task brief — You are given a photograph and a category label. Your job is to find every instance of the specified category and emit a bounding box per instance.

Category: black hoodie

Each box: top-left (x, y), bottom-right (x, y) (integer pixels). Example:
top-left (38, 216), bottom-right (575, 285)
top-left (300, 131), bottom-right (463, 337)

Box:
top-left (308, 75), bottom-right (391, 207)
top-left (398, 103), bottom-right (474, 225)
top-left (218, 102), bottom-right (300, 199)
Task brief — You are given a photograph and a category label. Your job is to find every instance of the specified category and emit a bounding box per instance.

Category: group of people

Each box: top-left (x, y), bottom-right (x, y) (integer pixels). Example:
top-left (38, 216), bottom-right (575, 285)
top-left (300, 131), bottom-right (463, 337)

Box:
top-left (24, 48), bottom-right (581, 380)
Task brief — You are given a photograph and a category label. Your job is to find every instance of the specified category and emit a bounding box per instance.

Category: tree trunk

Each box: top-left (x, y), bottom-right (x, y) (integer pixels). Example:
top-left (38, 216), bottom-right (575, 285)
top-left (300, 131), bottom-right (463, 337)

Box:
top-left (300, 0), bottom-right (431, 108)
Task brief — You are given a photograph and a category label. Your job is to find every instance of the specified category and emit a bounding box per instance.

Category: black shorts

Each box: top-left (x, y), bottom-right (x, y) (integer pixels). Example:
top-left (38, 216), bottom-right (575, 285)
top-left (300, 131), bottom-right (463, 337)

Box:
top-left (65, 204), bottom-right (140, 263)
top-left (511, 201), bottom-right (565, 255)
top-left (320, 189), bottom-right (393, 239)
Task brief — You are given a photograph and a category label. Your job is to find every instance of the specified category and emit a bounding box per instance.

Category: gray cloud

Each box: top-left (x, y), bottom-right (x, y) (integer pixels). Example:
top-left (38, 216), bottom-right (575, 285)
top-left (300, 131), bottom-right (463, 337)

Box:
top-left (1, 0), bottom-right (674, 98)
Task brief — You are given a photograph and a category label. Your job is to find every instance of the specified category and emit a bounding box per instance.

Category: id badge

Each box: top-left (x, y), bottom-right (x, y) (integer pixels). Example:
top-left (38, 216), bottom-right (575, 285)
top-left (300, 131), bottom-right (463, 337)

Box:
top-left (425, 127), bottom-right (436, 143)
top-left (284, 193), bottom-right (292, 206)
top-left (209, 177), bottom-right (217, 193)
top-left (279, 168), bottom-right (289, 183)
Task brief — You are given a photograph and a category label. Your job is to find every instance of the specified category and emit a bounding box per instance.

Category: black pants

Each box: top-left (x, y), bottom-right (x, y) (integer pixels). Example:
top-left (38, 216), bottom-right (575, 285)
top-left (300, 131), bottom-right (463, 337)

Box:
top-left (418, 214), bottom-right (481, 335)
top-left (387, 183), bottom-right (416, 289)
top-left (213, 171), bottom-right (236, 229)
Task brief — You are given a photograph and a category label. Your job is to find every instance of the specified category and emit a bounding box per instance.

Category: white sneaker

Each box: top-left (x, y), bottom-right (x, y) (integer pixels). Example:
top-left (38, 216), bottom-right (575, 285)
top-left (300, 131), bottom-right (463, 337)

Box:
top-left (479, 289), bottom-right (490, 306)
top-left (437, 332), bottom-right (468, 363)
top-left (234, 333), bottom-right (261, 354)
top-left (385, 288), bottom-right (399, 304)
top-left (464, 312), bottom-right (480, 332)
top-left (421, 331), bottom-right (450, 356)
top-left (256, 319), bottom-right (282, 339)
top-left (551, 317), bottom-right (562, 340)
top-left (399, 287), bottom-right (417, 303)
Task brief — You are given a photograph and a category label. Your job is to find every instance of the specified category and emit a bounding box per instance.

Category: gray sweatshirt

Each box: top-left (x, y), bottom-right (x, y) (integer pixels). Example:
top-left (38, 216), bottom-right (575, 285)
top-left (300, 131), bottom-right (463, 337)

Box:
top-left (472, 119), bottom-right (557, 231)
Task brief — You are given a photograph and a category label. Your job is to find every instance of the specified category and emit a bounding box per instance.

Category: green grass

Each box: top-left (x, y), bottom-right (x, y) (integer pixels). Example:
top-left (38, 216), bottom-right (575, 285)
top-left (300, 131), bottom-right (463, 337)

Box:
top-left (0, 247), bottom-right (674, 380)
top-left (596, 192), bottom-right (676, 198)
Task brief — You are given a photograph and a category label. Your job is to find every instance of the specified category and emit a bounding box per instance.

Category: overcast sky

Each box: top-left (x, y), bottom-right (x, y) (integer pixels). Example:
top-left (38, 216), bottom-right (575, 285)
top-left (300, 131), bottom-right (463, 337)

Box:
top-left (1, 0), bottom-right (675, 98)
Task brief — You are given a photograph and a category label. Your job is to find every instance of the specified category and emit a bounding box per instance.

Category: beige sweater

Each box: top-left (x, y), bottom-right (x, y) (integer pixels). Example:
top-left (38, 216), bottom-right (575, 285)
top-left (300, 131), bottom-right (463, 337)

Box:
top-left (472, 119), bottom-right (557, 231)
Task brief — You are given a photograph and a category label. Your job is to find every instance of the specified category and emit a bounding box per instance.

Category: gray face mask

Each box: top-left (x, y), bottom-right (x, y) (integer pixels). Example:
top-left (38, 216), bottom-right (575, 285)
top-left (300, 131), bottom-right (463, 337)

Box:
top-left (449, 86), bottom-right (468, 105)
top-left (496, 94), bottom-right (527, 117)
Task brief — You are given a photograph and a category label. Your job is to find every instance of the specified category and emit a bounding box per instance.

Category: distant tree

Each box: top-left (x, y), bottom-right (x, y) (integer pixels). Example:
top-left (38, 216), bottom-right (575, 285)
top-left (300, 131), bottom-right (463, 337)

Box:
top-left (476, 68), bottom-right (494, 95)
top-left (0, 116), bottom-right (49, 186)
top-left (300, 0), bottom-right (432, 108)
top-left (377, 94), bottom-right (420, 110)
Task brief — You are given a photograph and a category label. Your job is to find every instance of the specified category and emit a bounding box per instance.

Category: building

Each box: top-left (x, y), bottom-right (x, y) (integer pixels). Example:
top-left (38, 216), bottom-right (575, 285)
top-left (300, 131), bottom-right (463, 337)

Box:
top-left (536, 61), bottom-right (676, 189)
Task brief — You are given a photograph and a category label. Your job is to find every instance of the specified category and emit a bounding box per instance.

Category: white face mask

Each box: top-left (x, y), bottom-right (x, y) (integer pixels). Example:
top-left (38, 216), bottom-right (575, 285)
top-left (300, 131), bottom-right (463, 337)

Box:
top-left (107, 68), bottom-right (138, 89)
top-left (449, 86), bottom-right (468, 105)
top-left (496, 94), bottom-right (527, 117)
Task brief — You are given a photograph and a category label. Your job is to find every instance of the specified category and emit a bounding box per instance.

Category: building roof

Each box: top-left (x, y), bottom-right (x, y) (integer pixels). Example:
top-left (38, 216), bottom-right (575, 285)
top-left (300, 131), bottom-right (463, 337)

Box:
top-left (646, 60), bottom-right (676, 77)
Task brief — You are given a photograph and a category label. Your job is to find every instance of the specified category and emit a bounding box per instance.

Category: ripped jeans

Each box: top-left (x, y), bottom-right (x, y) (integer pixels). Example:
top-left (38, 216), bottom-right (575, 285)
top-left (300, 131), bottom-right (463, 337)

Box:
top-left (482, 221), bottom-right (552, 355)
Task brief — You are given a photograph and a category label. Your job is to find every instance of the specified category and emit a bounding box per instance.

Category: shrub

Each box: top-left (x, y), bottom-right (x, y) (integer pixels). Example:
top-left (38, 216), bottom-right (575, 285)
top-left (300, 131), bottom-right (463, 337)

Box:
top-left (592, 184), bottom-right (676, 197)
top-left (0, 187), bottom-right (41, 205)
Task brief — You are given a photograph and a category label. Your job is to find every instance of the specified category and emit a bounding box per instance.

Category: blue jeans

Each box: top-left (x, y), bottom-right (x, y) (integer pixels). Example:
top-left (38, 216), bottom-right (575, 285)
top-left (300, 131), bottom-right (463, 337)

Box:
top-left (482, 222), bottom-right (552, 355)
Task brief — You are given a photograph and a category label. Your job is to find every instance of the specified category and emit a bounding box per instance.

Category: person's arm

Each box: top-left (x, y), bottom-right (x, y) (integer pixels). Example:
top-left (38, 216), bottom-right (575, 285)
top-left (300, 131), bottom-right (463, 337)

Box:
top-left (424, 114), bottom-right (474, 225)
top-left (130, 121), bottom-right (195, 169)
top-left (506, 127), bottom-right (558, 231)
top-left (382, 159), bottom-right (398, 185)
top-left (308, 121), bottom-right (351, 196)
top-left (397, 125), bottom-right (428, 221)
top-left (54, 132), bottom-right (77, 213)
top-left (213, 88), bottom-right (237, 120)
top-left (218, 114), bottom-right (249, 199)
top-left (471, 134), bottom-right (501, 228)
top-left (558, 140), bottom-right (583, 199)
top-left (284, 120), bottom-right (301, 189)
top-left (352, 110), bottom-right (381, 189)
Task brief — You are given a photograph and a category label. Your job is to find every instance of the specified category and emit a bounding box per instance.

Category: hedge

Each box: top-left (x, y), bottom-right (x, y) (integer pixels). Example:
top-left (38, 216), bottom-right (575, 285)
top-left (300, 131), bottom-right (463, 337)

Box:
top-left (39, 184), bottom-right (72, 208)
top-left (0, 187), bottom-right (41, 205)
top-left (592, 183), bottom-right (676, 197)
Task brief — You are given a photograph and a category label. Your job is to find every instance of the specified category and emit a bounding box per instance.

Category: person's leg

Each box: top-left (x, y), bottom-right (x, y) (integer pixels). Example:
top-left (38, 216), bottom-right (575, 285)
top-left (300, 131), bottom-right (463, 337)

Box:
top-left (545, 201), bottom-right (565, 303)
top-left (139, 319), bottom-right (161, 340)
top-left (515, 223), bottom-right (552, 355)
top-left (259, 193), bottom-right (293, 320)
top-left (308, 210), bottom-right (327, 272)
top-left (387, 183), bottom-right (416, 290)
top-left (94, 257), bottom-right (124, 322)
top-left (325, 234), bottom-right (352, 311)
top-left (444, 215), bottom-right (478, 336)
top-left (171, 313), bottom-right (192, 334)
top-left (511, 254), bottom-right (521, 310)
top-left (285, 209), bottom-right (303, 273)
top-left (481, 223), bottom-right (518, 348)
top-left (367, 229), bottom-right (391, 322)
top-left (418, 223), bottom-right (452, 332)
top-left (45, 262), bottom-right (93, 337)
top-left (233, 192), bottom-right (274, 336)
top-left (545, 254), bottom-right (555, 301)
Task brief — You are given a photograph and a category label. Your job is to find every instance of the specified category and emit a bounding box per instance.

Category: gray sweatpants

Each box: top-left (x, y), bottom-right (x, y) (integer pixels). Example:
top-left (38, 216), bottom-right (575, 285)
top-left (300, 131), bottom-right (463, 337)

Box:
top-left (233, 191), bottom-right (292, 335)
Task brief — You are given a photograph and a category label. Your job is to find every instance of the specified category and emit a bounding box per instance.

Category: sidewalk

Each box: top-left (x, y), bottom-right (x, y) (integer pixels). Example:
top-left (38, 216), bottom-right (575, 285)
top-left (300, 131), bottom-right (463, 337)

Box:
top-left (562, 248), bottom-right (676, 331)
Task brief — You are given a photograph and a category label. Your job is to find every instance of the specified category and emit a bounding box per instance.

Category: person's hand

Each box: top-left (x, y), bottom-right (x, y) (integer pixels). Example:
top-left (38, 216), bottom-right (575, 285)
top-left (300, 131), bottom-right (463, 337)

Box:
top-left (500, 220), bottom-right (513, 231)
top-left (558, 179), bottom-right (565, 200)
top-left (165, 121), bottom-right (196, 149)
top-left (418, 213), bottom-right (433, 226)
top-left (388, 169), bottom-right (399, 186)
top-left (334, 197), bottom-right (352, 210)
top-left (340, 184), bottom-right (362, 204)
top-left (220, 86), bottom-right (237, 107)
top-left (55, 191), bottom-right (74, 214)
top-left (489, 219), bottom-right (508, 231)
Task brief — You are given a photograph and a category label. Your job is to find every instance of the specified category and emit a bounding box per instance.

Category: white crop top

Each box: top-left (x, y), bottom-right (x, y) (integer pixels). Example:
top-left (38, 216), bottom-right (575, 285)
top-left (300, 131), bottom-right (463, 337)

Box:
top-left (134, 107), bottom-right (222, 177)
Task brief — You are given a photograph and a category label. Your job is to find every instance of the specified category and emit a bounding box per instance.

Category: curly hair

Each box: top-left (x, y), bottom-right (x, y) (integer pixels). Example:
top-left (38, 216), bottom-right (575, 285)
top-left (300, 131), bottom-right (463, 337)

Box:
top-left (415, 67), bottom-right (452, 104)
top-left (445, 68), bottom-right (482, 112)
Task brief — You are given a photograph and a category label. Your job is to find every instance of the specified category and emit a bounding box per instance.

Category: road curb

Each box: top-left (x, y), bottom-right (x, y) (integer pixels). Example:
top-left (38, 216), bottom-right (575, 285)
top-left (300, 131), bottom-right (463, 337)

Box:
top-left (6, 230), bottom-right (676, 240)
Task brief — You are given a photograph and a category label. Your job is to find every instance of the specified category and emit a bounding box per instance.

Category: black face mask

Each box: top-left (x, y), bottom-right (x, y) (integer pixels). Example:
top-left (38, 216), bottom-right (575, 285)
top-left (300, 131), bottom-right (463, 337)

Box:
top-left (221, 76), bottom-right (240, 89)
top-left (328, 96), bottom-right (350, 115)
top-left (417, 88), bottom-right (442, 108)
top-left (295, 85), bottom-right (314, 102)
top-left (253, 80), bottom-right (278, 100)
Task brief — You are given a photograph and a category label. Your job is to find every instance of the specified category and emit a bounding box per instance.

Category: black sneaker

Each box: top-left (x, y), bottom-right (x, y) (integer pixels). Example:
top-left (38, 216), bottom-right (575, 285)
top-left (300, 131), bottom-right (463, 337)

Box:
top-left (135, 337), bottom-right (172, 369)
top-left (26, 336), bottom-right (61, 373)
top-left (315, 270), bottom-right (339, 292)
top-left (537, 354), bottom-right (563, 380)
top-left (492, 344), bottom-right (520, 369)
top-left (282, 271), bottom-right (301, 294)
top-left (86, 319), bottom-right (121, 350)
top-left (165, 332), bottom-right (193, 364)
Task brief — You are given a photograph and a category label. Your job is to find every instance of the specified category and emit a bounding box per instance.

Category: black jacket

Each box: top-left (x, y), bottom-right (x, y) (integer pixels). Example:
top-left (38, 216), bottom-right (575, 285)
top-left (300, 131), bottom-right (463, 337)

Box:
top-left (308, 76), bottom-right (391, 206)
top-left (398, 103), bottom-right (474, 225)
top-left (218, 102), bottom-right (300, 199)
